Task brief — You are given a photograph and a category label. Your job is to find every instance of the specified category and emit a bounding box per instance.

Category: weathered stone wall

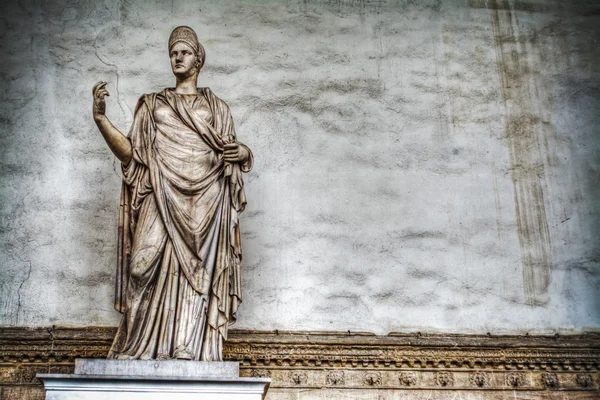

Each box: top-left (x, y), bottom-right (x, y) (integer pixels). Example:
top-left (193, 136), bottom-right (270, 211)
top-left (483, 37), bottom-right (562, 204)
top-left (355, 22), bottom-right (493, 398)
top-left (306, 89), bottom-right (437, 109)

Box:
top-left (0, 0), bottom-right (598, 334)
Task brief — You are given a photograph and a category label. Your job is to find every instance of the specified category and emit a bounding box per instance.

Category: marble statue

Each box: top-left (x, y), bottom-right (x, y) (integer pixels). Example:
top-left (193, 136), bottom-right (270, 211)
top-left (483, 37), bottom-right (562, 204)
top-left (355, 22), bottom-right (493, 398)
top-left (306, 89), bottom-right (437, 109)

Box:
top-left (92, 26), bottom-right (253, 361)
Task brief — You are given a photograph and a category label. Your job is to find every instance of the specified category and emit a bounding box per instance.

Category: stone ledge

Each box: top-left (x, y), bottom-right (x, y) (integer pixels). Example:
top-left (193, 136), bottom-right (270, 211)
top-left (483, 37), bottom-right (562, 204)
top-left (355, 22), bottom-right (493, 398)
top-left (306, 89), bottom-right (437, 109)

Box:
top-left (0, 327), bottom-right (599, 399)
top-left (38, 373), bottom-right (270, 400)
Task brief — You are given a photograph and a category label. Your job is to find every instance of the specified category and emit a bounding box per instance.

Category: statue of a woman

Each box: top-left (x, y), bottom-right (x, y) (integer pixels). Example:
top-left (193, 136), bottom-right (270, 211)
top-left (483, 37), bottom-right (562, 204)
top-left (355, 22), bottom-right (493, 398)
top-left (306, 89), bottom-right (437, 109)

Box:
top-left (92, 26), bottom-right (253, 361)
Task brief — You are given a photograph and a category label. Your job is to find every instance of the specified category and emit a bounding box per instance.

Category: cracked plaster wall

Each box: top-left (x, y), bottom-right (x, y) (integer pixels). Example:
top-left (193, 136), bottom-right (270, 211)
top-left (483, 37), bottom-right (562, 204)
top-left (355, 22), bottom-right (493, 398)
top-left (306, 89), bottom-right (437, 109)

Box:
top-left (0, 0), bottom-right (598, 335)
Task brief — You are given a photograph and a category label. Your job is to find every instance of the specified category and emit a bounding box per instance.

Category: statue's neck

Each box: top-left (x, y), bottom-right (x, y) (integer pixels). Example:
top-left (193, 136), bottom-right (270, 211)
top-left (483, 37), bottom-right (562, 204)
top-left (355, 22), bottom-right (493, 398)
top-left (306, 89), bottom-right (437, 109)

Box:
top-left (174, 73), bottom-right (199, 94)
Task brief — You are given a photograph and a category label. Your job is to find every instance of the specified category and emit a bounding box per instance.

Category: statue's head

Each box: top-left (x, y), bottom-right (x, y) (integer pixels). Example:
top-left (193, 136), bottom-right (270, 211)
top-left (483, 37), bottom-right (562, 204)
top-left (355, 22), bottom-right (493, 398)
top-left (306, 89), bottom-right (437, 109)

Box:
top-left (169, 26), bottom-right (206, 77)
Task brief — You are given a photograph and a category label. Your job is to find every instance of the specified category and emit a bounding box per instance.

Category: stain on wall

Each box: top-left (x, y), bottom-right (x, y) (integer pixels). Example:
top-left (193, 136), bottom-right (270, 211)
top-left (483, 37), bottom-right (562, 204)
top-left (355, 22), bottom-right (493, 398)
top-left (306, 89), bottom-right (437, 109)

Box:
top-left (490, 1), bottom-right (554, 305)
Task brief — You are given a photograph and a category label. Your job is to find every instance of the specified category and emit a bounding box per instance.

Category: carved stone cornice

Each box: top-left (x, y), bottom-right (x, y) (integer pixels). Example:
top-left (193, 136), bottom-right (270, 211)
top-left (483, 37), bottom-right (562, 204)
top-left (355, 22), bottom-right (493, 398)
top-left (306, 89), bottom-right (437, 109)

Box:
top-left (225, 330), bottom-right (600, 371)
top-left (226, 330), bottom-right (600, 393)
top-left (1, 327), bottom-right (599, 397)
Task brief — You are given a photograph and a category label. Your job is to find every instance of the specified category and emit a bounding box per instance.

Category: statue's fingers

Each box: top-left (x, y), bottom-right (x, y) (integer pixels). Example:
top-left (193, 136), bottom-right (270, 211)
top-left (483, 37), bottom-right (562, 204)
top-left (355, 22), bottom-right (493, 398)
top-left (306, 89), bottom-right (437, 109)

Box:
top-left (223, 143), bottom-right (238, 149)
top-left (99, 82), bottom-right (107, 92)
top-left (93, 82), bottom-right (106, 97)
top-left (93, 81), bottom-right (103, 95)
top-left (98, 89), bottom-right (110, 98)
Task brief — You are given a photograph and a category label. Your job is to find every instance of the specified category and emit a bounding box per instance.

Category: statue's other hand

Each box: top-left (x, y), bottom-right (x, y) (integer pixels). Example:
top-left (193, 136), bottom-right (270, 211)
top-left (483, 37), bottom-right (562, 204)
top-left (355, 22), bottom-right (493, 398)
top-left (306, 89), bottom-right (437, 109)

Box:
top-left (223, 143), bottom-right (249, 163)
top-left (92, 81), bottom-right (110, 120)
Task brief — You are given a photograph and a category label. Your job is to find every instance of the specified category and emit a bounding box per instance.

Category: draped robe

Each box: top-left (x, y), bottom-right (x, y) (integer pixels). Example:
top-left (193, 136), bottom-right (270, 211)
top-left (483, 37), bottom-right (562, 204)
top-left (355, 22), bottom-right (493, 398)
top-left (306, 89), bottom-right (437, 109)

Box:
top-left (109, 88), bottom-right (253, 361)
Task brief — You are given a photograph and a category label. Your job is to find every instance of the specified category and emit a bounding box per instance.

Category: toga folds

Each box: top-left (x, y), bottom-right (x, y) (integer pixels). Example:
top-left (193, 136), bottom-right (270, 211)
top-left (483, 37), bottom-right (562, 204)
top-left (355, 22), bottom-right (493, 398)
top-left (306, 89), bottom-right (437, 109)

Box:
top-left (109, 88), bottom-right (253, 361)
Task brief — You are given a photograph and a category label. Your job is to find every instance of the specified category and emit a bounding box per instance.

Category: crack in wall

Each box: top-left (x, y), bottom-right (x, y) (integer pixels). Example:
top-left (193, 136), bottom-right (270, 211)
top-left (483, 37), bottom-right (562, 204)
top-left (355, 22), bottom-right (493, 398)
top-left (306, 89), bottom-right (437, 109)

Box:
top-left (91, 29), bottom-right (131, 119)
top-left (15, 257), bottom-right (33, 326)
top-left (3, 242), bottom-right (54, 326)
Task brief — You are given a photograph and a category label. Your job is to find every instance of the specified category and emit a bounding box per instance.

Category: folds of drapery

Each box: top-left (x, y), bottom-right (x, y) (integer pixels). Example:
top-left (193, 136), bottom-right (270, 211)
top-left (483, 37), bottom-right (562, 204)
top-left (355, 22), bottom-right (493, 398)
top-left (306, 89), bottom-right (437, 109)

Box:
top-left (115, 88), bottom-right (253, 341)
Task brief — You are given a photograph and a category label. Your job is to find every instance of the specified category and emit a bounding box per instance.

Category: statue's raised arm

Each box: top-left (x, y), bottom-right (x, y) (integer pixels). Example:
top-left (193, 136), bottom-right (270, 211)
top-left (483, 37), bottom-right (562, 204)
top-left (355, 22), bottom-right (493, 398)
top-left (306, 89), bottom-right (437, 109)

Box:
top-left (92, 81), bottom-right (132, 164)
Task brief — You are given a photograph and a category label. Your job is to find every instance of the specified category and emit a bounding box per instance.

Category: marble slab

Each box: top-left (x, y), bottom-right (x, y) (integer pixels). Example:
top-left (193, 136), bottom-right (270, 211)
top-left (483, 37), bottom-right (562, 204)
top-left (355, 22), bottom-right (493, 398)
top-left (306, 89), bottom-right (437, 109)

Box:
top-left (38, 359), bottom-right (270, 400)
top-left (74, 358), bottom-right (239, 378)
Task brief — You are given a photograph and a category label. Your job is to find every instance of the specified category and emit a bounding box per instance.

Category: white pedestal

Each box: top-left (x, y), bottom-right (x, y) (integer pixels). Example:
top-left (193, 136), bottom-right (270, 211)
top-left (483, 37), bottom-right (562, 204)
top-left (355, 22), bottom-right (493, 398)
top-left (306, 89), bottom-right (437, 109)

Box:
top-left (38, 359), bottom-right (270, 400)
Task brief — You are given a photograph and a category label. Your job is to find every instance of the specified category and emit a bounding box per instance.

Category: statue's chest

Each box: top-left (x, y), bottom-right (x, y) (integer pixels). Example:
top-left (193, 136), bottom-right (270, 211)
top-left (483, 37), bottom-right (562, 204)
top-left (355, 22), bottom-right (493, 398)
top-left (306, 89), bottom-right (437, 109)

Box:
top-left (153, 97), bottom-right (213, 128)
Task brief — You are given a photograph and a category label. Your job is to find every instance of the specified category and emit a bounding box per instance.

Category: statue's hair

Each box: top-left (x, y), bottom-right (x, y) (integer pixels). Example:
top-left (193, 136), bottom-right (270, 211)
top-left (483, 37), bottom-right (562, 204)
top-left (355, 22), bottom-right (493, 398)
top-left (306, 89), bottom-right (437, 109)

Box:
top-left (169, 26), bottom-right (206, 69)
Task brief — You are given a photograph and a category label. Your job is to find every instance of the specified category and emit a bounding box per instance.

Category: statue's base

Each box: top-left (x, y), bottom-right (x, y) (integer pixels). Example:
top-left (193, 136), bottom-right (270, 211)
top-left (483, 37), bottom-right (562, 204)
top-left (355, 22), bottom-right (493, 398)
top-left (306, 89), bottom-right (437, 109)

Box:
top-left (38, 359), bottom-right (270, 400)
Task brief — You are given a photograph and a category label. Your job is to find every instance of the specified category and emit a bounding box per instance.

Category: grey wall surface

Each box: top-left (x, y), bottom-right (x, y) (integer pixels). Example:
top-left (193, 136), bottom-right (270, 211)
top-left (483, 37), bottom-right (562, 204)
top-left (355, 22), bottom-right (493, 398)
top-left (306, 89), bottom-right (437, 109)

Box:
top-left (0, 0), bottom-right (598, 335)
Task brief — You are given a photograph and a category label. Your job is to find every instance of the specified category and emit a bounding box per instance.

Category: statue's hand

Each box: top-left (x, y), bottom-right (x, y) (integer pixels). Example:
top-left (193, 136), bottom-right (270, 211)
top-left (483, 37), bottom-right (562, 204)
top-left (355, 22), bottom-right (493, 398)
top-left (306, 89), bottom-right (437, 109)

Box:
top-left (92, 81), bottom-right (110, 121)
top-left (223, 143), bottom-right (249, 164)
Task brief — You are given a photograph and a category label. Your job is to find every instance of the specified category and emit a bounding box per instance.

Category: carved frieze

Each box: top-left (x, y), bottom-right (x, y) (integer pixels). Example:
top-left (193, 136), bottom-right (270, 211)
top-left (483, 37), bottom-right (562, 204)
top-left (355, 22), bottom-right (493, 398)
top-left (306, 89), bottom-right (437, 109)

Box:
top-left (325, 370), bottom-right (345, 386)
top-left (398, 371), bottom-right (417, 387)
top-left (290, 370), bottom-right (308, 385)
top-left (1, 327), bottom-right (599, 398)
top-left (469, 371), bottom-right (490, 388)
top-left (250, 369), bottom-right (271, 378)
top-left (540, 372), bottom-right (560, 389)
top-left (363, 371), bottom-right (382, 386)
top-left (575, 373), bottom-right (594, 388)
top-left (434, 371), bottom-right (454, 387)
top-left (505, 372), bottom-right (526, 388)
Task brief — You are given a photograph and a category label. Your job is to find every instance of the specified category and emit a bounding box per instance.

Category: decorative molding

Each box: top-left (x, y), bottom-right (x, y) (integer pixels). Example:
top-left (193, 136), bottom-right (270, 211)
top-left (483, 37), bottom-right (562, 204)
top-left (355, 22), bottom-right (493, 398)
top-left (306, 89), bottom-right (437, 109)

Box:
top-left (505, 371), bottom-right (526, 388)
top-left (398, 371), bottom-right (418, 387)
top-left (434, 371), bottom-right (453, 387)
top-left (469, 371), bottom-right (490, 387)
top-left (325, 370), bottom-right (345, 386)
top-left (576, 373), bottom-right (595, 388)
top-left (1, 327), bottom-right (599, 398)
top-left (289, 370), bottom-right (308, 385)
top-left (540, 372), bottom-right (560, 389)
top-left (250, 368), bottom-right (271, 378)
top-left (363, 371), bottom-right (382, 386)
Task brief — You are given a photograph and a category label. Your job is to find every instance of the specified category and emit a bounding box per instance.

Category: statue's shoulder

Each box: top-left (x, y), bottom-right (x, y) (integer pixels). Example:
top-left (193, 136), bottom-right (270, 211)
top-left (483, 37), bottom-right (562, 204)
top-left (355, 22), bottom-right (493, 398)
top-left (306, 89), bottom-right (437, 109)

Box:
top-left (146, 89), bottom-right (169, 100)
top-left (201, 87), bottom-right (231, 111)
top-left (134, 91), bottom-right (165, 111)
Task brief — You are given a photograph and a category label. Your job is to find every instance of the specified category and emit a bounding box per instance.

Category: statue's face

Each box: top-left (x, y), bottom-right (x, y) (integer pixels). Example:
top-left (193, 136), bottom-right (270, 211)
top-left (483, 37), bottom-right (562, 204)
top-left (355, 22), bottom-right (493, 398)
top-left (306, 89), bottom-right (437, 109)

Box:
top-left (170, 42), bottom-right (197, 78)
